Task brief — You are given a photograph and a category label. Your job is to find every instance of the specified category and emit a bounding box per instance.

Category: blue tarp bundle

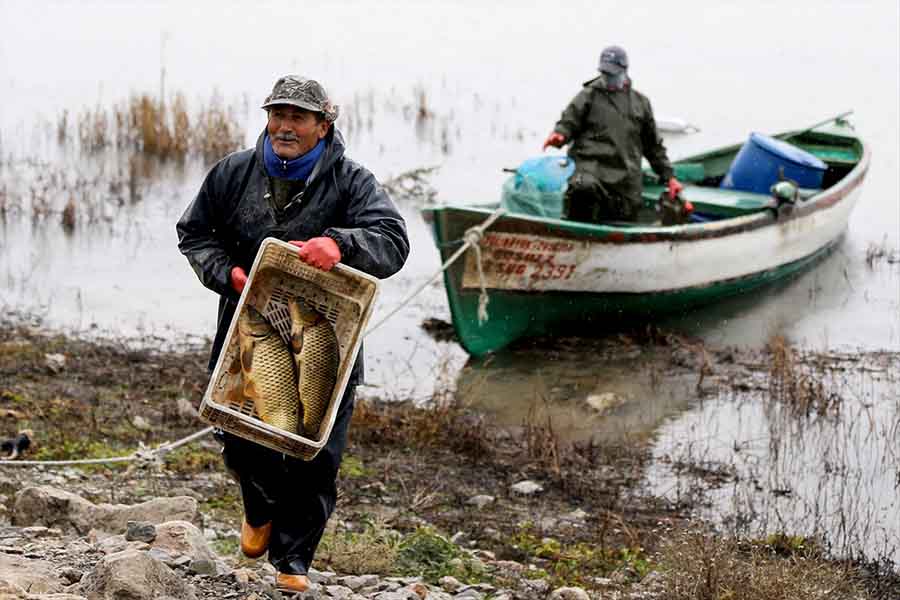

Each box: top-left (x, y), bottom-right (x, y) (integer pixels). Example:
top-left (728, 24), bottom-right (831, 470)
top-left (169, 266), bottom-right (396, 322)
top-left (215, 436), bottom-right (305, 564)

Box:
top-left (500, 155), bottom-right (575, 219)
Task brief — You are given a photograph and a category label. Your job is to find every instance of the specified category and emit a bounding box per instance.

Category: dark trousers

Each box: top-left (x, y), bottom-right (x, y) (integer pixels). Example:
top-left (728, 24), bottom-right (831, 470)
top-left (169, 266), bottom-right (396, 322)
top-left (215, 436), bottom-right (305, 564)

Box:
top-left (219, 384), bottom-right (356, 575)
top-left (563, 171), bottom-right (640, 223)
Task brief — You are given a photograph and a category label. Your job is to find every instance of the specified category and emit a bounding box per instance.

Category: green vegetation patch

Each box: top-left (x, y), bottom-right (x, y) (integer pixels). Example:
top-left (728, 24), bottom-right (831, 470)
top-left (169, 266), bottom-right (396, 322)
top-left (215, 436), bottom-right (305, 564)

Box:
top-left (339, 455), bottom-right (370, 479)
top-left (510, 523), bottom-right (650, 588)
top-left (31, 439), bottom-right (132, 472)
top-left (396, 526), bottom-right (486, 584)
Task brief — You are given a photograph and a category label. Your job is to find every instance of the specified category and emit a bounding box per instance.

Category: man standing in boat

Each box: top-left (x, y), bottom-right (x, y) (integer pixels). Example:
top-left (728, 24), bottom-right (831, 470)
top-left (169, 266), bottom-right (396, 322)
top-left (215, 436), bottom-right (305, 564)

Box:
top-left (543, 45), bottom-right (682, 223)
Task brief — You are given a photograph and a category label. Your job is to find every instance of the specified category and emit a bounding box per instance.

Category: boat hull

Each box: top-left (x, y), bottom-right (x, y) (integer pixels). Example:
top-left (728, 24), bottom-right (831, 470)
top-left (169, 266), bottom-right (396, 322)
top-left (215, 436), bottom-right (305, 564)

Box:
top-left (424, 127), bottom-right (870, 356)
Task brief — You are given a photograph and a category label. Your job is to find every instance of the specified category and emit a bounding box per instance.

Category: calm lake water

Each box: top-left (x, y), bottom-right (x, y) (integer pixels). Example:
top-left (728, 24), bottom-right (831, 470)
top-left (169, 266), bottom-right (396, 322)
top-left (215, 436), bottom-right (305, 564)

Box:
top-left (1, 0), bottom-right (898, 565)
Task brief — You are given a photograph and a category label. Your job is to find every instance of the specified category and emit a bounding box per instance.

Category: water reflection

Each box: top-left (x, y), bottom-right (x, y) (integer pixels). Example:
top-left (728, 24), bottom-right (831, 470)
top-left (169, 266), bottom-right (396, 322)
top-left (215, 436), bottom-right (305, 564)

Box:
top-left (645, 354), bottom-right (900, 563)
top-left (455, 336), bottom-right (701, 444)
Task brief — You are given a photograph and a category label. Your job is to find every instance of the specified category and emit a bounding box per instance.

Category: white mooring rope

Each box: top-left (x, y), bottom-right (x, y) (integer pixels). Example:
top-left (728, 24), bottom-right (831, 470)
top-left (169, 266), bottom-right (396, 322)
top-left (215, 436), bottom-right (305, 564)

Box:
top-left (0, 207), bottom-right (507, 469)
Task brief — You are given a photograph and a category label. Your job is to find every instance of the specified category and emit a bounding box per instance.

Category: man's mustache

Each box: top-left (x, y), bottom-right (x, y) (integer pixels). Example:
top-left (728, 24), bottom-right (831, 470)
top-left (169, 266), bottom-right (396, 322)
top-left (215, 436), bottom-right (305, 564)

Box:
top-left (275, 133), bottom-right (299, 142)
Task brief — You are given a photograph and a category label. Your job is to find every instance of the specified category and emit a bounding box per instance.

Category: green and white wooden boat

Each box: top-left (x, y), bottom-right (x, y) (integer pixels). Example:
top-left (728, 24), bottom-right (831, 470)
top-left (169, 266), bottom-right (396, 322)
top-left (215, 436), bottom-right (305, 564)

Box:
top-left (422, 117), bottom-right (869, 356)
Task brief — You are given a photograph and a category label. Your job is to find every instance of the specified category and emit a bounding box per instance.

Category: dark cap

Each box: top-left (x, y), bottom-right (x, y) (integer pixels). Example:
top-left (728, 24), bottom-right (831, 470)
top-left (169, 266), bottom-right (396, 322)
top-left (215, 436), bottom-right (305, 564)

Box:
top-left (598, 45), bottom-right (628, 75)
top-left (261, 75), bottom-right (339, 122)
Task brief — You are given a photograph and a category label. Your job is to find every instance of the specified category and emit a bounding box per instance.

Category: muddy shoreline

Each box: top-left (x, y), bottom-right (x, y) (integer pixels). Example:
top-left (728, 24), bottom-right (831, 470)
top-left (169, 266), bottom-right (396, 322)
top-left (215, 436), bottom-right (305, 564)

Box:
top-left (1, 318), bottom-right (897, 598)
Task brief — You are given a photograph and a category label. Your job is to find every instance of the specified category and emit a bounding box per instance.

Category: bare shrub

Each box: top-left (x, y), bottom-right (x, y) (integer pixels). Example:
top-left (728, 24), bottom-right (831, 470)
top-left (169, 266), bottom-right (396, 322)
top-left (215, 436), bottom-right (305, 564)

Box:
top-left (522, 399), bottom-right (561, 475)
top-left (767, 335), bottom-right (841, 417)
top-left (61, 196), bottom-right (76, 231)
top-left (56, 109), bottom-right (69, 144)
top-left (194, 95), bottom-right (244, 162)
top-left (317, 519), bottom-right (400, 575)
top-left (866, 237), bottom-right (899, 268)
top-left (77, 105), bottom-right (109, 152)
top-left (382, 165), bottom-right (440, 205)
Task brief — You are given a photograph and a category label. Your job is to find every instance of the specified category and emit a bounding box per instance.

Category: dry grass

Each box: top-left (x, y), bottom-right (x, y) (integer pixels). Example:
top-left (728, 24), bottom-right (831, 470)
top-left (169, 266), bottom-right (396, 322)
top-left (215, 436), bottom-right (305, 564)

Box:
top-left (767, 335), bottom-right (841, 417)
top-left (194, 98), bottom-right (245, 162)
top-left (57, 109), bottom-right (69, 144)
top-left (77, 105), bottom-right (109, 152)
top-left (654, 529), bottom-right (868, 600)
top-left (350, 395), bottom-right (493, 462)
top-left (381, 165), bottom-right (440, 205)
top-left (317, 519), bottom-right (400, 575)
top-left (522, 399), bottom-right (561, 476)
top-left (61, 196), bottom-right (76, 231)
top-left (865, 238), bottom-right (900, 268)
top-left (62, 91), bottom-right (244, 162)
top-left (1, 162), bottom-right (138, 229)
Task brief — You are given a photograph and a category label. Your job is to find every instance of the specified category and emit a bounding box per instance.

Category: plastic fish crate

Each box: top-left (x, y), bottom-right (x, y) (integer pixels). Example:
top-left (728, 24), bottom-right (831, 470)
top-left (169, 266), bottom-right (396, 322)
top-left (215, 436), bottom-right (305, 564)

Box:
top-left (199, 237), bottom-right (379, 460)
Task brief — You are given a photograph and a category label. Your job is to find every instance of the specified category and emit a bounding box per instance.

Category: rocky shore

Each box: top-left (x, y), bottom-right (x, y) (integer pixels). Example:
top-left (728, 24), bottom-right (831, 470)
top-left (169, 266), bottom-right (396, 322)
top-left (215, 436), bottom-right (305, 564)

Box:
top-left (1, 320), bottom-right (896, 599)
top-left (0, 480), bottom-right (662, 600)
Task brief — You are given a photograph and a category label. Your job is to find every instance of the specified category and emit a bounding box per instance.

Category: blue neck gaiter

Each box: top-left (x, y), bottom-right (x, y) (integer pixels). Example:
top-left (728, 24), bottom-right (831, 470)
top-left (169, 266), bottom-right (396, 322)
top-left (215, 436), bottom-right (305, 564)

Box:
top-left (263, 135), bottom-right (325, 181)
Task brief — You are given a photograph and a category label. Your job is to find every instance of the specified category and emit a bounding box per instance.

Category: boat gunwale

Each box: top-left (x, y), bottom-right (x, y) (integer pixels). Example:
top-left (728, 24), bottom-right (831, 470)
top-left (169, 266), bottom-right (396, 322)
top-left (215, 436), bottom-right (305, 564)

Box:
top-left (423, 129), bottom-right (870, 246)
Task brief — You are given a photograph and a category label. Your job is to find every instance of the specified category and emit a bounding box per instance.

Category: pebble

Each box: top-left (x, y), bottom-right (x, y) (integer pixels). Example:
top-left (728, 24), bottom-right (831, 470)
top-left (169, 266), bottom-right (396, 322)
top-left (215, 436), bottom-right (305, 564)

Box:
top-left (439, 575), bottom-right (463, 592)
top-left (44, 352), bottom-right (66, 373)
top-left (131, 415), bottom-right (152, 431)
top-left (176, 396), bottom-right (199, 419)
top-left (125, 520), bottom-right (157, 543)
top-left (510, 480), bottom-right (543, 495)
top-left (465, 495), bottom-right (495, 509)
top-left (58, 566), bottom-right (83, 584)
top-left (452, 589), bottom-right (483, 600)
top-left (324, 584), bottom-right (356, 600)
top-left (190, 557), bottom-right (217, 575)
top-left (337, 575), bottom-right (380, 591)
top-left (549, 587), bottom-right (591, 600)
top-left (233, 568), bottom-right (253, 585)
top-left (586, 391), bottom-right (627, 415)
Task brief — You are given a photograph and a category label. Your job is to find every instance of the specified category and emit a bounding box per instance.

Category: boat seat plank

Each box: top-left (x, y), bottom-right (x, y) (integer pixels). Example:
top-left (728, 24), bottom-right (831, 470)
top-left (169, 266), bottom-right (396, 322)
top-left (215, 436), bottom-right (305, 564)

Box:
top-left (796, 143), bottom-right (860, 165)
top-left (642, 183), bottom-right (775, 219)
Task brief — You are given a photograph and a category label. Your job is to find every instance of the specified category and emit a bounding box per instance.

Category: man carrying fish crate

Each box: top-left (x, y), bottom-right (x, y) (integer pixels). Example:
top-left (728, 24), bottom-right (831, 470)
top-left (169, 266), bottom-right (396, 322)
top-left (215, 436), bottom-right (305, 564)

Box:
top-left (543, 45), bottom-right (683, 223)
top-left (176, 75), bottom-right (409, 594)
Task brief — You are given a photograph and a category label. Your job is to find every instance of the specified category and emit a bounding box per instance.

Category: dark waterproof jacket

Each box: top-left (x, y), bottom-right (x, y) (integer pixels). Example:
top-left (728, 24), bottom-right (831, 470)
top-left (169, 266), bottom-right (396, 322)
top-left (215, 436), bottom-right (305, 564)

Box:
top-left (554, 75), bottom-right (673, 198)
top-left (176, 127), bottom-right (409, 382)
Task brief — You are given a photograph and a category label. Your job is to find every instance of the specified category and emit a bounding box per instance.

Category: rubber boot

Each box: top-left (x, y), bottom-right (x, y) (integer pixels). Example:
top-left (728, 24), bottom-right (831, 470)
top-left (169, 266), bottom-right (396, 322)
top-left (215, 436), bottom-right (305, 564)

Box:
top-left (240, 520), bottom-right (272, 559)
top-left (276, 573), bottom-right (310, 593)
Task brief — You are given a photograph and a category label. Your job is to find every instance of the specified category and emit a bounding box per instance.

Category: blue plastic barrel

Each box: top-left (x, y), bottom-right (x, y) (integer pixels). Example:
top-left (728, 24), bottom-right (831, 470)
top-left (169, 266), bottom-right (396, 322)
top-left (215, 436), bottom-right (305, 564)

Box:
top-left (720, 132), bottom-right (827, 194)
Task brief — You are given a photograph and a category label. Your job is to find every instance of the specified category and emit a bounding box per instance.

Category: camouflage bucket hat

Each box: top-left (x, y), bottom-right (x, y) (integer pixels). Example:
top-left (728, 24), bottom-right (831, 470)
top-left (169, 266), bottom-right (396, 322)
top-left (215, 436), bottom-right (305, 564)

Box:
top-left (261, 75), bottom-right (339, 122)
top-left (598, 45), bottom-right (628, 75)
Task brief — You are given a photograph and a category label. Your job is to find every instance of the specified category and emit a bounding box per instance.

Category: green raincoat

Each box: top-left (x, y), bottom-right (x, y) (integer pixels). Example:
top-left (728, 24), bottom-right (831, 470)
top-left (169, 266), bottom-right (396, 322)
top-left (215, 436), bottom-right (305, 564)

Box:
top-left (554, 75), bottom-right (673, 221)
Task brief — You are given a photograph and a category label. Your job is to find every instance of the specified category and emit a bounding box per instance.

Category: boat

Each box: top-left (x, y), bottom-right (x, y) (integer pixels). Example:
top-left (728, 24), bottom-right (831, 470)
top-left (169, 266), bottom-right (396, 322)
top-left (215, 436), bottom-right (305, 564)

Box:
top-left (421, 115), bottom-right (870, 356)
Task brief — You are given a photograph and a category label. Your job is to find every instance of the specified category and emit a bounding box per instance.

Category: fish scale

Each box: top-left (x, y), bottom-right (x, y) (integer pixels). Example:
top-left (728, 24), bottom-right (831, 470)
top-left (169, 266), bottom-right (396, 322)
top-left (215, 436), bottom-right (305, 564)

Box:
top-left (248, 334), bottom-right (300, 432)
top-left (288, 298), bottom-right (340, 437)
top-left (297, 319), bottom-right (339, 436)
top-left (239, 306), bottom-right (300, 433)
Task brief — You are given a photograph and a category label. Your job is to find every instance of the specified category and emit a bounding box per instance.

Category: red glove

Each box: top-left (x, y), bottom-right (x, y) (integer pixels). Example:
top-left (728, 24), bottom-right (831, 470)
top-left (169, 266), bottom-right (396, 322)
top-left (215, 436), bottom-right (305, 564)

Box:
top-left (289, 237), bottom-right (341, 271)
top-left (542, 132), bottom-right (566, 151)
top-left (230, 266), bottom-right (248, 294)
top-left (667, 177), bottom-right (684, 199)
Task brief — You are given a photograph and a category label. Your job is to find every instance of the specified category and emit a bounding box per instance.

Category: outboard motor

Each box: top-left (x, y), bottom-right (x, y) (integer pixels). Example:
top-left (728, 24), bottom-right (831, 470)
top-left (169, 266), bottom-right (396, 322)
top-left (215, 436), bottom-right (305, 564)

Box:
top-left (771, 168), bottom-right (800, 218)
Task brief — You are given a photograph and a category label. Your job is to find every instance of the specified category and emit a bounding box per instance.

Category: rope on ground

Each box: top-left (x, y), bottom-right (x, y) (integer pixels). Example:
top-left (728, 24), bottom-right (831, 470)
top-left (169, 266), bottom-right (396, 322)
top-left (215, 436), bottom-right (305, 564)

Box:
top-left (0, 206), bottom-right (507, 469)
